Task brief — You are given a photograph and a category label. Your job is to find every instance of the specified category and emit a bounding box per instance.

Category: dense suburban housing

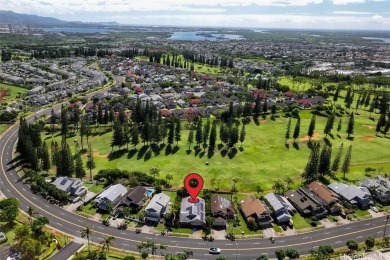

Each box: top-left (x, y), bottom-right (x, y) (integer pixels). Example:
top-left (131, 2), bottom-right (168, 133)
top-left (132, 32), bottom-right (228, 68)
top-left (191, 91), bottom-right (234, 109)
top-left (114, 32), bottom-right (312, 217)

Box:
top-left (144, 193), bottom-right (170, 223)
top-left (180, 197), bottom-right (206, 227)
top-left (52, 177), bottom-right (87, 197)
top-left (360, 176), bottom-right (390, 204)
top-left (328, 183), bottom-right (372, 209)
top-left (285, 188), bottom-right (327, 218)
top-left (94, 184), bottom-right (127, 211)
top-left (210, 195), bottom-right (236, 228)
top-left (240, 196), bottom-right (273, 228)
top-left (116, 186), bottom-right (147, 213)
top-left (265, 193), bottom-right (295, 224)
top-left (308, 181), bottom-right (341, 214)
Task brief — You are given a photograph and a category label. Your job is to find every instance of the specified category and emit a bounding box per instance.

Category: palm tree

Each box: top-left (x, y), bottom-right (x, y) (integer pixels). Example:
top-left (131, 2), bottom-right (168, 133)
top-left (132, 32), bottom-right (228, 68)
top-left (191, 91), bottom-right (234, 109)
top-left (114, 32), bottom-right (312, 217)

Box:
top-left (231, 177), bottom-right (239, 192)
top-left (80, 226), bottom-right (94, 254)
top-left (166, 174), bottom-right (173, 186)
top-left (272, 179), bottom-right (285, 194)
top-left (285, 177), bottom-right (293, 190)
top-left (216, 178), bottom-right (222, 190)
top-left (100, 235), bottom-right (115, 255)
top-left (256, 185), bottom-right (263, 197)
top-left (159, 244), bottom-right (167, 257)
top-left (137, 242), bottom-right (146, 252)
top-left (27, 206), bottom-right (36, 229)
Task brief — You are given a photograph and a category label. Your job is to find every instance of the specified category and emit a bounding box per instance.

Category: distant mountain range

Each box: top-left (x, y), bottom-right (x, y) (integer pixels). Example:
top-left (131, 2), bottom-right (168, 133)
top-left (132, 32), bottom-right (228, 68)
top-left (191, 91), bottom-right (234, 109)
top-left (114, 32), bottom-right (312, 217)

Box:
top-left (0, 10), bottom-right (66, 25)
top-left (0, 10), bottom-right (118, 26)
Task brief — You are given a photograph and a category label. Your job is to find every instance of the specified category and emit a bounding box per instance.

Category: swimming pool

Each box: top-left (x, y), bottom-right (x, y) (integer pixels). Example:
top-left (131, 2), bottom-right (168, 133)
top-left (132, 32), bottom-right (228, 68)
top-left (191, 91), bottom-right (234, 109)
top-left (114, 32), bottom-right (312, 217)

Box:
top-left (146, 189), bottom-right (154, 196)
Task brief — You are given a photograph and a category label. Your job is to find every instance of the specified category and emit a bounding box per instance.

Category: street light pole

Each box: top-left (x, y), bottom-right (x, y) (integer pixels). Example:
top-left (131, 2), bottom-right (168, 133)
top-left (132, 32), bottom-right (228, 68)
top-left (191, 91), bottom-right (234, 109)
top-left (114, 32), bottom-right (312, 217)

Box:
top-left (383, 214), bottom-right (389, 247)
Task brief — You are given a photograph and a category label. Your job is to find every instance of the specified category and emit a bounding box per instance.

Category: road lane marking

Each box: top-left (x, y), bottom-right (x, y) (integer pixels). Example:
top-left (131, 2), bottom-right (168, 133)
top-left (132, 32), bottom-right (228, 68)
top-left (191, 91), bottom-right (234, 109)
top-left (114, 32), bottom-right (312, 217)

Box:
top-left (253, 243), bottom-right (260, 245)
top-left (0, 122), bottom-right (389, 252)
top-left (335, 241), bottom-right (342, 243)
top-left (345, 228), bottom-right (351, 230)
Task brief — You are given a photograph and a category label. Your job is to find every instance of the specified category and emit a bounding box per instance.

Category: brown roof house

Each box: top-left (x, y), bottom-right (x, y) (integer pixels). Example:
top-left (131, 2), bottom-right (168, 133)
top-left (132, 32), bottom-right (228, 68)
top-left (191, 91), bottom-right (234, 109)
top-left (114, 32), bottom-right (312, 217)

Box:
top-left (240, 196), bottom-right (273, 229)
top-left (116, 186), bottom-right (147, 213)
top-left (308, 182), bottom-right (341, 214)
top-left (210, 195), bottom-right (236, 228)
top-left (285, 188), bottom-right (327, 219)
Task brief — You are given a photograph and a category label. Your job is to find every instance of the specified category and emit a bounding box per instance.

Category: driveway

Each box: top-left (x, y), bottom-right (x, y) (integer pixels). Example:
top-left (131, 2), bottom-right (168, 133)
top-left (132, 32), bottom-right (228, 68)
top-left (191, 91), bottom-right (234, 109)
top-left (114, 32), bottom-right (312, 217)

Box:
top-left (0, 243), bottom-right (11, 259)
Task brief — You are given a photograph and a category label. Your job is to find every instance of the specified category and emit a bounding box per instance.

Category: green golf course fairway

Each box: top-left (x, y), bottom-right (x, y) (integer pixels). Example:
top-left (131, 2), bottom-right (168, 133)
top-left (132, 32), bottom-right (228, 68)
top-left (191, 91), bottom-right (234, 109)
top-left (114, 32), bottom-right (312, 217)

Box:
top-left (44, 107), bottom-right (390, 193)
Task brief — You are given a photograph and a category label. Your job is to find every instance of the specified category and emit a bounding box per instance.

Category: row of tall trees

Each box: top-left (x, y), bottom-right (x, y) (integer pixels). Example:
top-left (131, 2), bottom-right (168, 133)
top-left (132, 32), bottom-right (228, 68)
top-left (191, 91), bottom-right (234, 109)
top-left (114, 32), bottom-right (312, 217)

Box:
top-left (302, 142), bottom-right (352, 181)
top-left (16, 118), bottom-right (50, 171)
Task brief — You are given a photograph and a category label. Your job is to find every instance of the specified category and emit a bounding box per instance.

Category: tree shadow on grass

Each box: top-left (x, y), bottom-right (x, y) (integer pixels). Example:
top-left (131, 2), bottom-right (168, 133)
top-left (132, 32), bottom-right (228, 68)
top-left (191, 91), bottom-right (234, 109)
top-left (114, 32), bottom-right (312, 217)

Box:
top-left (337, 134), bottom-right (341, 138)
top-left (207, 147), bottom-right (215, 159)
top-left (144, 150), bottom-right (152, 161)
top-left (165, 144), bottom-right (172, 156)
top-left (127, 148), bottom-right (137, 159)
top-left (253, 116), bottom-right (260, 126)
top-left (217, 144), bottom-right (224, 150)
top-left (108, 149), bottom-right (127, 161)
top-left (137, 145), bottom-right (149, 160)
top-left (329, 133), bottom-right (335, 140)
top-left (186, 149), bottom-right (192, 155)
top-left (346, 136), bottom-right (355, 141)
top-left (285, 143), bottom-right (290, 149)
top-left (150, 144), bottom-right (161, 157)
top-left (228, 147), bottom-right (237, 159)
top-left (293, 142), bottom-right (300, 150)
top-left (198, 151), bottom-right (205, 158)
top-left (324, 137), bottom-right (332, 146)
top-left (194, 147), bottom-right (201, 157)
top-left (172, 146), bottom-right (180, 154)
top-left (307, 141), bottom-right (314, 150)
top-left (220, 149), bottom-right (227, 158)
top-left (239, 147), bottom-right (244, 152)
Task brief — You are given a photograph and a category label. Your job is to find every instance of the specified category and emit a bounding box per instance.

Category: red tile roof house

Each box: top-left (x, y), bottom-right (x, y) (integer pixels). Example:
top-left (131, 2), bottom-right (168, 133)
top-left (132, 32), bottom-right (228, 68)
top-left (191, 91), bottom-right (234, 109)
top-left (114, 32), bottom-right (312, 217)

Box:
top-left (283, 91), bottom-right (295, 98)
top-left (190, 99), bottom-right (201, 107)
top-left (297, 99), bottom-right (311, 108)
top-left (134, 86), bottom-right (143, 94)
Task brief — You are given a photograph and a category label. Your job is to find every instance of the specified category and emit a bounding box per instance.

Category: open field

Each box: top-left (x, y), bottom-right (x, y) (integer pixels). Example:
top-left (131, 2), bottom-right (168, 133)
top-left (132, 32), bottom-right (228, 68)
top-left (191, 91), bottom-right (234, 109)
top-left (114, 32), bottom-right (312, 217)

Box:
top-left (0, 83), bottom-right (27, 101)
top-left (43, 102), bottom-right (390, 193)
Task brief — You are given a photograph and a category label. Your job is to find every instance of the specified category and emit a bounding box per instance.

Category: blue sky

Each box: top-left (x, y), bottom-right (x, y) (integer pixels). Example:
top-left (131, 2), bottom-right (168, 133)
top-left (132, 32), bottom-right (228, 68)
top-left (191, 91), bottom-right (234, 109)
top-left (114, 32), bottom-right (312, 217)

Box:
top-left (1, 0), bottom-right (389, 30)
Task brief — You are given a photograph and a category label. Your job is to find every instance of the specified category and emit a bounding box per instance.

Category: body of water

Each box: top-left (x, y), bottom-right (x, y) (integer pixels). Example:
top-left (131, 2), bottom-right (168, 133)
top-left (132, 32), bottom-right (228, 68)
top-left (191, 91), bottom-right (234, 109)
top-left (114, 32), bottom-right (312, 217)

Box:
top-left (43, 27), bottom-right (114, 33)
top-left (169, 31), bottom-right (244, 41)
top-left (362, 37), bottom-right (390, 43)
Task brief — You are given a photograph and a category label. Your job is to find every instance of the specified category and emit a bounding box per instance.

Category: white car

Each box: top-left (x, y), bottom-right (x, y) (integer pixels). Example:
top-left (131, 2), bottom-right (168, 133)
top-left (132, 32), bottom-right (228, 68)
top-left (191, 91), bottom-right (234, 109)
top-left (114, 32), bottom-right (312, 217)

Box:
top-left (370, 206), bottom-right (379, 213)
top-left (209, 248), bottom-right (221, 254)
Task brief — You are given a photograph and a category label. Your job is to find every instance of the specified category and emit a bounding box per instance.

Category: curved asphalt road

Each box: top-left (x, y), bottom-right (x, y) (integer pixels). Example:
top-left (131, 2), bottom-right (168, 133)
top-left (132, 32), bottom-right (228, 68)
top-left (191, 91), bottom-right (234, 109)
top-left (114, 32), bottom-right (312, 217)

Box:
top-left (0, 105), bottom-right (389, 260)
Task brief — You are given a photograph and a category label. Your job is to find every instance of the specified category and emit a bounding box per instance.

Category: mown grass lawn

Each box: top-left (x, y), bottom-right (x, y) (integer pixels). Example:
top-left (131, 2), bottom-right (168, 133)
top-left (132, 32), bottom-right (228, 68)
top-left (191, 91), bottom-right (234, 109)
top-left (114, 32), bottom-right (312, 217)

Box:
top-left (0, 83), bottom-right (27, 100)
top-left (42, 94), bottom-right (390, 193)
top-left (291, 214), bottom-right (311, 230)
top-left (0, 124), bottom-right (9, 135)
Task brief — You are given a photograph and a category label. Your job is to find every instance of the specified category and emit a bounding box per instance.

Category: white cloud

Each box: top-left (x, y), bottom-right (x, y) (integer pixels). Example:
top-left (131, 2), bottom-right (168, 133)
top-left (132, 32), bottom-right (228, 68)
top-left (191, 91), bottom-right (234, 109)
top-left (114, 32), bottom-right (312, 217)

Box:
top-left (332, 11), bottom-right (374, 14)
top-left (0, 0), bottom-right (324, 15)
top-left (118, 14), bottom-right (390, 30)
top-left (332, 0), bottom-right (365, 4)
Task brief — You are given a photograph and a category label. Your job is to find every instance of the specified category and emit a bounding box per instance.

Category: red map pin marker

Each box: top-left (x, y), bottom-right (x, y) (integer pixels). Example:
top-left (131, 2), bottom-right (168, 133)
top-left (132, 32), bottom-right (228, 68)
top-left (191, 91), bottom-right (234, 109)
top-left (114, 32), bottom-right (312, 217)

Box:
top-left (184, 173), bottom-right (204, 203)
